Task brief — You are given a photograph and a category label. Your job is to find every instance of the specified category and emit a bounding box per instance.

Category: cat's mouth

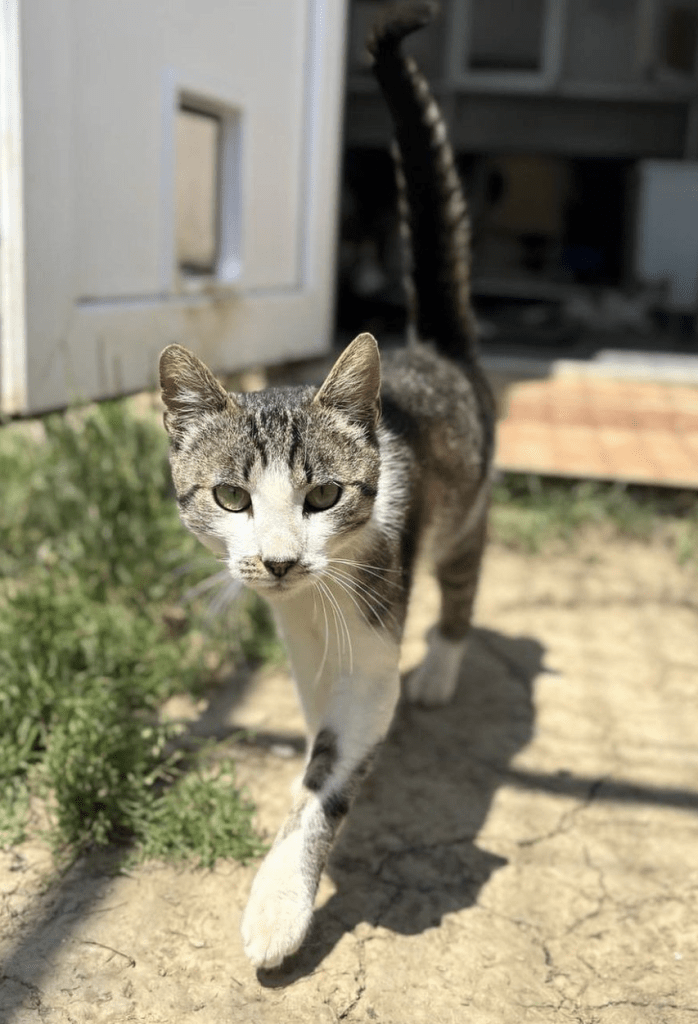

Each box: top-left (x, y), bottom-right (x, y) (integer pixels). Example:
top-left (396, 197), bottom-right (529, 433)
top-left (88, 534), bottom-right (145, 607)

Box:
top-left (251, 565), bottom-right (313, 599)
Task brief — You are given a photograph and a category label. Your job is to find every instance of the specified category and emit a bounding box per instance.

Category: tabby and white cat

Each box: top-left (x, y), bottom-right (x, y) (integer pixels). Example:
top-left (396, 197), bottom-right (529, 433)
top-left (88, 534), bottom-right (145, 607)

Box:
top-left (159, 1), bottom-right (495, 969)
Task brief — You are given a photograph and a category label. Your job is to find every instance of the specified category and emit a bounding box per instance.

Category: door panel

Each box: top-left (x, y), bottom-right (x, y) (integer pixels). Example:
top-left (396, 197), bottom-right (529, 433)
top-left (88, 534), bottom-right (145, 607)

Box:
top-left (3, 0), bottom-right (347, 413)
top-left (72, 0), bottom-right (310, 297)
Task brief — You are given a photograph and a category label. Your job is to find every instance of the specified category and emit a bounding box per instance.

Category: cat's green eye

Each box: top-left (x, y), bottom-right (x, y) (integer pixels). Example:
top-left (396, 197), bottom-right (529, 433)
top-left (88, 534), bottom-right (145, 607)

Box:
top-left (305, 482), bottom-right (341, 512)
top-left (213, 484), bottom-right (251, 513)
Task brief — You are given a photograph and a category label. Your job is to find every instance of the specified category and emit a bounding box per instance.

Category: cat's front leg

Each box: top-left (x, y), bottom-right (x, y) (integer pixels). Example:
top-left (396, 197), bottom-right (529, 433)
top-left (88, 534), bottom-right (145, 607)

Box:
top-left (239, 789), bottom-right (327, 970)
top-left (240, 759), bottom-right (360, 970)
top-left (241, 619), bottom-right (400, 969)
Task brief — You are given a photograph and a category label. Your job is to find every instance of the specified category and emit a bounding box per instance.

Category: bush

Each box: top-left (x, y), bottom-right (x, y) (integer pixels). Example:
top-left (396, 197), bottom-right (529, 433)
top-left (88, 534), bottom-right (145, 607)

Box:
top-left (0, 400), bottom-right (269, 863)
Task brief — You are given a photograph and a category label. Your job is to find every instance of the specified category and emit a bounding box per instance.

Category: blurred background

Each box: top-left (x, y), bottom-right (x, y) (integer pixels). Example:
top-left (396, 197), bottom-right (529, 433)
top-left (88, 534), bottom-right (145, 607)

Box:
top-left (2, 0), bottom-right (697, 418)
top-left (339, 0), bottom-right (698, 358)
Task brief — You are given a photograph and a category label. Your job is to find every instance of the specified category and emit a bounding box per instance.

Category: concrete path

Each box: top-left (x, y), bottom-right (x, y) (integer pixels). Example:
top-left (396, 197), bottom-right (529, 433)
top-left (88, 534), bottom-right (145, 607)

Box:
top-left (1, 538), bottom-right (697, 1022)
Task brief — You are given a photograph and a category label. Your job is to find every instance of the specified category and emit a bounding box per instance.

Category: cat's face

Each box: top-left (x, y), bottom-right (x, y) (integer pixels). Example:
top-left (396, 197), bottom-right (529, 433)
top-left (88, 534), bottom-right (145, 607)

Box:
top-left (160, 335), bottom-right (381, 600)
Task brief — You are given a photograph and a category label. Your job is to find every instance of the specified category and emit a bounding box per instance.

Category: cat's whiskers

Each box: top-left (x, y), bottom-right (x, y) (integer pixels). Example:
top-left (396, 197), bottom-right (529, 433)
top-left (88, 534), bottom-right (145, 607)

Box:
top-left (325, 582), bottom-right (395, 655)
top-left (327, 578), bottom-right (355, 674)
top-left (329, 557), bottom-right (402, 577)
top-left (169, 552), bottom-right (227, 582)
top-left (322, 566), bottom-right (395, 643)
top-left (182, 568), bottom-right (233, 603)
top-left (179, 567), bottom-right (244, 624)
top-left (207, 576), bottom-right (244, 621)
top-left (314, 578), bottom-right (343, 677)
top-left (310, 581), bottom-right (331, 686)
top-left (324, 570), bottom-right (382, 633)
top-left (325, 564), bottom-right (395, 622)
top-left (316, 576), bottom-right (354, 675)
top-left (326, 559), bottom-right (404, 628)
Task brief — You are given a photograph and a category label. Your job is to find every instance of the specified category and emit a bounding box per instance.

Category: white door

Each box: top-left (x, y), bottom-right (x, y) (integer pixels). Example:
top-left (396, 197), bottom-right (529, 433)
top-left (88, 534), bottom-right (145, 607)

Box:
top-left (0, 0), bottom-right (347, 414)
top-left (635, 160), bottom-right (698, 312)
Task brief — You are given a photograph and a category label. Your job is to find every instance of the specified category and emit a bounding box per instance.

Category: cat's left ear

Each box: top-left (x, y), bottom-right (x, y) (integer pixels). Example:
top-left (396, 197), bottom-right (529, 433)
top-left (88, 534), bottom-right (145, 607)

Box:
top-left (313, 333), bottom-right (381, 429)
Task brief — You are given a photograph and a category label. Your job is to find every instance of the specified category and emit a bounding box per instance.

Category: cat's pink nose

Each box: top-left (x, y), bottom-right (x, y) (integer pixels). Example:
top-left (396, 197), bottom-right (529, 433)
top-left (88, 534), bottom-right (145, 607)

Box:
top-left (263, 559), bottom-right (297, 578)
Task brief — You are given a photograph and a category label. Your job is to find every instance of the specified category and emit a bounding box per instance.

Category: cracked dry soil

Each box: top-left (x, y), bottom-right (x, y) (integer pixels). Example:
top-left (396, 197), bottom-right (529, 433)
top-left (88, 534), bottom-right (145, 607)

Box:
top-left (2, 538), bottom-right (698, 1023)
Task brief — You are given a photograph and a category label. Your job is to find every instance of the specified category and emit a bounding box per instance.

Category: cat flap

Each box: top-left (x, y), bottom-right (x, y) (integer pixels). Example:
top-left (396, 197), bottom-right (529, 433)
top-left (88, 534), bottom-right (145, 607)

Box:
top-left (159, 344), bottom-right (235, 432)
top-left (313, 333), bottom-right (381, 428)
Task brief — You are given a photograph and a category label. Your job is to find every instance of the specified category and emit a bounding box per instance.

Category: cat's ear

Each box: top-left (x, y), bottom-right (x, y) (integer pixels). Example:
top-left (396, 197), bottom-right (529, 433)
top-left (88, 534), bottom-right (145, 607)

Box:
top-left (313, 333), bottom-right (381, 428)
top-left (159, 344), bottom-right (235, 435)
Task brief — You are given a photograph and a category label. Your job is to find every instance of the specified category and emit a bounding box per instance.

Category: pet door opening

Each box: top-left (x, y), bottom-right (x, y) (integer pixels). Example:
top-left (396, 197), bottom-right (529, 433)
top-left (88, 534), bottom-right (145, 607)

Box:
top-left (176, 106), bottom-right (221, 275)
top-left (175, 97), bottom-right (243, 283)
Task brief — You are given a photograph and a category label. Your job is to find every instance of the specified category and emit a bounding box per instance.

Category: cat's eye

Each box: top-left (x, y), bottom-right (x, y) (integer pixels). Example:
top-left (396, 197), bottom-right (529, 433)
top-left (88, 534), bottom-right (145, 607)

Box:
top-left (305, 482), bottom-right (341, 512)
top-left (213, 483), bottom-right (251, 512)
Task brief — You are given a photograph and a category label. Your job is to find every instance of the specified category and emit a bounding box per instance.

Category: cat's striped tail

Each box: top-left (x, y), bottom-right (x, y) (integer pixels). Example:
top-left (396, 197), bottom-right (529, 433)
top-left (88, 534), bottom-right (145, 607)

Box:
top-left (367, 1), bottom-right (479, 365)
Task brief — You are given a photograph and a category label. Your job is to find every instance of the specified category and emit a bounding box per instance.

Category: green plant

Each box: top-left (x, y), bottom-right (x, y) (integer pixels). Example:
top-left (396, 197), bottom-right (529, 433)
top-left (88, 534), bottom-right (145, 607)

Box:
top-left (0, 400), bottom-right (268, 864)
top-left (490, 473), bottom-right (698, 558)
top-left (133, 760), bottom-right (265, 868)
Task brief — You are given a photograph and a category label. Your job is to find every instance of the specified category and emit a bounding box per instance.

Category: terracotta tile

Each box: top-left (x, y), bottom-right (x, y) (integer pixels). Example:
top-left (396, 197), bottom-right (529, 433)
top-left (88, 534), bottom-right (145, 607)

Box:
top-left (495, 375), bottom-right (698, 487)
top-left (549, 426), bottom-right (606, 476)
top-left (665, 385), bottom-right (698, 409)
top-left (595, 428), bottom-right (662, 478)
top-left (639, 430), bottom-right (698, 478)
top-left (678, 432), bottom-right (698, 457)
top-left (496, 421), bottom-right (557, 472)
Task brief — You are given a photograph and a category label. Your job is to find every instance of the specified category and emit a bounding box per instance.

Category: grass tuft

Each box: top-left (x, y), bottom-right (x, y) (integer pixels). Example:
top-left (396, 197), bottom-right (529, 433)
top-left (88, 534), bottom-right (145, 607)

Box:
top-left (0, 399), bottom-right (272, 864)
top-left (490, 473), bottom-right (698, 557)
top-left (133, 761), bottom-right (265, 868)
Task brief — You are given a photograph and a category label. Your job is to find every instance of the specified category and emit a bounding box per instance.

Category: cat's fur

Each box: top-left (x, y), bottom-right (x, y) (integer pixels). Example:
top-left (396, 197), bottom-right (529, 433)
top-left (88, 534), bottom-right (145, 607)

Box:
top-left (159, 1), bottom-right (495, 970)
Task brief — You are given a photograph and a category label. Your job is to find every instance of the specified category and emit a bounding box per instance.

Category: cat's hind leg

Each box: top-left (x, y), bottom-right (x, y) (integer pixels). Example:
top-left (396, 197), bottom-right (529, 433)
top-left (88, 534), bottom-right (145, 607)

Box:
top-left (406, 500), bottom-right (488, 706)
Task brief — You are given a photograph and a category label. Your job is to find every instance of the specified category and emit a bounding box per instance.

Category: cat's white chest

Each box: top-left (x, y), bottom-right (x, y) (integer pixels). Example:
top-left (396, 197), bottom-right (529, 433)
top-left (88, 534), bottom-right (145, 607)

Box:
top-left (272, 583), bottom-right (399, 738)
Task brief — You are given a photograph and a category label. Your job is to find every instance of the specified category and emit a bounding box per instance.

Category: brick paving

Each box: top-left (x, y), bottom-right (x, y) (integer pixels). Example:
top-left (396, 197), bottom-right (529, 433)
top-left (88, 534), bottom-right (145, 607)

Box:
top-left (495, 375), bottom-right (698, 487)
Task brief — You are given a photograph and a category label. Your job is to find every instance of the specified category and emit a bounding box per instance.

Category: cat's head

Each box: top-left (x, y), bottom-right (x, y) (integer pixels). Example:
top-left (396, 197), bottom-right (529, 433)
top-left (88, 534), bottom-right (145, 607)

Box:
top-left (159, 334), bottom-right (381, 599)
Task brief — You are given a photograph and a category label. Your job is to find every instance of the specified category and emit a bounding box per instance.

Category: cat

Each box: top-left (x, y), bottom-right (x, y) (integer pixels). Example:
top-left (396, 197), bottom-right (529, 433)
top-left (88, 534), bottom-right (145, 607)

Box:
top-left (159, 0), bottom-right (495, 970)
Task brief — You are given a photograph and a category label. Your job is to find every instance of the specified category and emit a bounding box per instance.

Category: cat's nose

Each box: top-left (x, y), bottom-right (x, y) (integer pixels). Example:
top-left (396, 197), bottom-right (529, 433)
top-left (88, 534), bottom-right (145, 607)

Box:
top-left (263, 559), bottom-right (298, 578)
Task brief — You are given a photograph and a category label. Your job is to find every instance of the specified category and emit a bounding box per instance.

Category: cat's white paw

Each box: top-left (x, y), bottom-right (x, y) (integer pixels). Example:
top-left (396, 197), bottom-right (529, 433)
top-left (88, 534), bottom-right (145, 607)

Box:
top-left (240, 833), bottom-right (314, 969)
top-left (405, 628), bottom-right (467, 706)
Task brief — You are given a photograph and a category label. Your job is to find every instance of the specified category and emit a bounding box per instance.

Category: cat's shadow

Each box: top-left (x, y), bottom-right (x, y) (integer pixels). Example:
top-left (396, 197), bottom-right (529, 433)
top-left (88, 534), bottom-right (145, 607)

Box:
top-left (259, 626), bottom-right (546, 985)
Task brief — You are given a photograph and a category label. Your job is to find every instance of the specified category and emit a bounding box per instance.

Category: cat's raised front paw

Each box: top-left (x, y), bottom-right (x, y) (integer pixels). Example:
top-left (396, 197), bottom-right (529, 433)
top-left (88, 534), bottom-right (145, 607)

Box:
top-left (240, 835), bottom-right (314, 969)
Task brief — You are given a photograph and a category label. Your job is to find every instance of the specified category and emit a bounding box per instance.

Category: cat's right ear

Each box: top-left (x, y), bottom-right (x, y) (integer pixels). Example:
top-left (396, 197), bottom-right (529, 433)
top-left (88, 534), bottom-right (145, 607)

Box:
top-left (159, 344), bottom-right (234, 436)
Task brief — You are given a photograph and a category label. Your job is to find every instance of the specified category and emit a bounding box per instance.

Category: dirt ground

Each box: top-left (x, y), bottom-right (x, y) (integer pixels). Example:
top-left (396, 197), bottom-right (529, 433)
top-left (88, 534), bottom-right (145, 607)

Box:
top-left (2, 537), bottom-right (697, 1023)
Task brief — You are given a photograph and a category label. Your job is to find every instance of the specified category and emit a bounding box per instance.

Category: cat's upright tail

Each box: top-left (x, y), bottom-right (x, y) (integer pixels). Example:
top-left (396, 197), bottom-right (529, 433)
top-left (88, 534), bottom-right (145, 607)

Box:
top-left (367, 1), bottom-right (478, 365)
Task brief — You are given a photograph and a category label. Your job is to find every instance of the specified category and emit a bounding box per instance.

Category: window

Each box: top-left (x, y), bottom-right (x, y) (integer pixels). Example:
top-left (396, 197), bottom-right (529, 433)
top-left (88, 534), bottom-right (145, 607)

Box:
top-left (467, 0), bottom-right (547, 72)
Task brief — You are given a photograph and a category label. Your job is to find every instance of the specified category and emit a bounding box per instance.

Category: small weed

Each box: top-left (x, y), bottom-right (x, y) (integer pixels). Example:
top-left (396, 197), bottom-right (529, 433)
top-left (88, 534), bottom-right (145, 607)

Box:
top-left (491, 473), bottom-right (698, 558)
top-left (132, 761), bottom-right (266, 868)
top-left (0, 780), bottom-right (30, 848)
top-left (0, 399), bottom-right (268, 865)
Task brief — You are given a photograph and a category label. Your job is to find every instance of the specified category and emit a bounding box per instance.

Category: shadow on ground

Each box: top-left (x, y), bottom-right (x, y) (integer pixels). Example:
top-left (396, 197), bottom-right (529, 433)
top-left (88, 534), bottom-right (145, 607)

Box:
top-left (1, 627), bottom-right (540, 1013)
top-left (260, 626), bottom-right (546, 985)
